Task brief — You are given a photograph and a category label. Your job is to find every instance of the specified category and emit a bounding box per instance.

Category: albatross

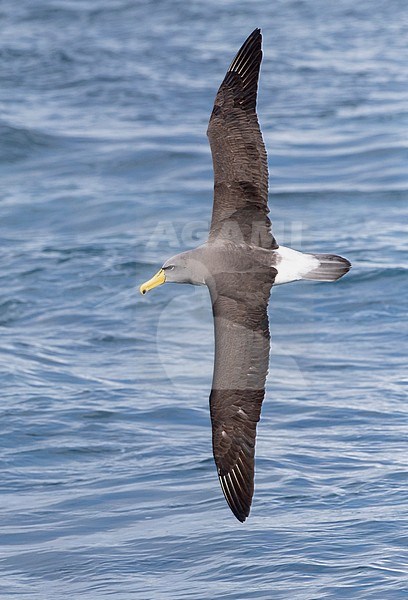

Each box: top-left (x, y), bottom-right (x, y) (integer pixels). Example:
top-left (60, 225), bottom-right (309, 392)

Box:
top-left (140, 29), bottom-right (351, 522)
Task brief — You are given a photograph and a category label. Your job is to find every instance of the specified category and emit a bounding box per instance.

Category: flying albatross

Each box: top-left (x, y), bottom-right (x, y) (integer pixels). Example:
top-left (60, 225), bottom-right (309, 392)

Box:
top-left (140, 29), bottom-right (351, 522)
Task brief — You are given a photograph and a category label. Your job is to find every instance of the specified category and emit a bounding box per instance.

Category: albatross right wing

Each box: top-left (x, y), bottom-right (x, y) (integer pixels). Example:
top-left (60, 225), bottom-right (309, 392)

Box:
top-left (207, 29), bottom-right (278, 250)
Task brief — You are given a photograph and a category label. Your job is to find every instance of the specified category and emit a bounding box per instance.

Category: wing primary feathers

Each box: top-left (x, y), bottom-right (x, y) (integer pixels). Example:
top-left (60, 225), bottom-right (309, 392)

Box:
top-left (227, 472), bottom-right (248, 520)
top-left (226, 28), bottom-right (262, 111)
top-left (219, 472), bottom-right (248, 523)
top-left (228, 28), bottom-right (261, 77)
top-left (219, 474), bottom-right (241, 520)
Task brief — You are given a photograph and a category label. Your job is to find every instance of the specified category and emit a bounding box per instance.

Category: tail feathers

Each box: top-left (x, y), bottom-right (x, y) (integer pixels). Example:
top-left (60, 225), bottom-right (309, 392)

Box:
top-left (302, 253), bottom-right (351, 282)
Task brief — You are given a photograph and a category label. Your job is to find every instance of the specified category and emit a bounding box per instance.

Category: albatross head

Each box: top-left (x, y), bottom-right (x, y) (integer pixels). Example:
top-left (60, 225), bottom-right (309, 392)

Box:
top-left (139, 250), bottom-right (206, 294)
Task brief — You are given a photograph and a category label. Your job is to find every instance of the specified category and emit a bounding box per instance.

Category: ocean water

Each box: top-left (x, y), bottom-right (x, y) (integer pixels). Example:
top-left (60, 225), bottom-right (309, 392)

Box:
top-left (1, 0), bottom-right (407, 598)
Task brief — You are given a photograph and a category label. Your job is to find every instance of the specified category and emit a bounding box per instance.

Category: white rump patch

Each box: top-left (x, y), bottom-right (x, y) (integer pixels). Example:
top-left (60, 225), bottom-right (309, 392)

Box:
top-left (274, 246), bottom-right (320, 285)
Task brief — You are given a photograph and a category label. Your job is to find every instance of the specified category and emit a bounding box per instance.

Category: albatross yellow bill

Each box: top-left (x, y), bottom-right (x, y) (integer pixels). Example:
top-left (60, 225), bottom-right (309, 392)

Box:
top-left (140, 269), bottom-right (166, 294)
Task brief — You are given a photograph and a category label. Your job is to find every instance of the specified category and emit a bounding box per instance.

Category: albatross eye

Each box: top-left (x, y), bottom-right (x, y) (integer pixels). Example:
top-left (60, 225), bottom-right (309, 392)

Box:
top-left (163, 265), bottom-right (175, 271)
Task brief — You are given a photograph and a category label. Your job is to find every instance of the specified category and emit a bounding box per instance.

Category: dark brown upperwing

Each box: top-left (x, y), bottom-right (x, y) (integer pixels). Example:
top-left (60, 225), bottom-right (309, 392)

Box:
top-left (207, 29), bottom-right (278, 250)
top-left (208, 265), bottom-right (276, 521)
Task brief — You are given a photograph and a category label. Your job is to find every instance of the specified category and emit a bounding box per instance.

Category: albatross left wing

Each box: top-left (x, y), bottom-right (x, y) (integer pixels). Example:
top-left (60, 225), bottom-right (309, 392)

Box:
top-left (208, 265), bottom-right (277, 521)
top-left (207, 29), bottom-right (278, 250)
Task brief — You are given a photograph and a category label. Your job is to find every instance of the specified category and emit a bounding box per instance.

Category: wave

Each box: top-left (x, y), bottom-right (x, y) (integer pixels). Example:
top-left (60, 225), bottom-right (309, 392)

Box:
top-left (0, 121), bottom-right (64, 164)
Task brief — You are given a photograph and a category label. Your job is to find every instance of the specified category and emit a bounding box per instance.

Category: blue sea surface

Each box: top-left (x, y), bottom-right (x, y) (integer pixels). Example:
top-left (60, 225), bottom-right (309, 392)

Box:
top-left (1, 1), bottom-right (407, 598)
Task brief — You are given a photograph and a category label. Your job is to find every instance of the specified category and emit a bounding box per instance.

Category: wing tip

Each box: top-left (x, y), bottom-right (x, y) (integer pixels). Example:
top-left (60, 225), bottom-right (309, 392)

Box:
top-left (227, 28), bottom-right (263, 87)
top-left (248, 27), bottom-right (262, 40)
top-left (218, 466), bottom-right (253, 523)
top-left (229, 28), bottom-right (262, 63)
